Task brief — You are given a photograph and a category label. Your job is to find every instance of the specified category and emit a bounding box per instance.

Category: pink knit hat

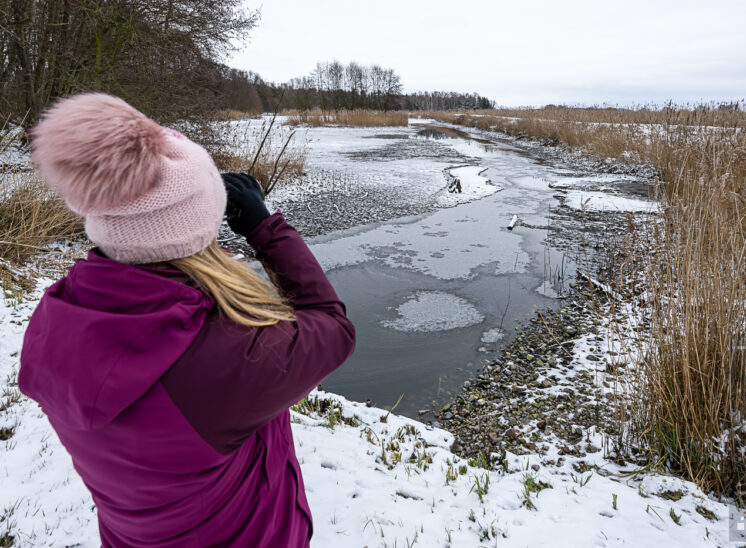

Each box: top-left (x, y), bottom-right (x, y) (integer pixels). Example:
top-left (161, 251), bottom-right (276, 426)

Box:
top-left (30, 93), bottom-right (226, 264)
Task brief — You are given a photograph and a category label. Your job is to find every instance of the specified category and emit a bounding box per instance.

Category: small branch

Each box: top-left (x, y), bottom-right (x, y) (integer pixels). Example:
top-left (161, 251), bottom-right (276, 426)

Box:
top-left (381, 393), bottom-right (404, 423)
top-left (265, 129), bottom-right (296, 195)
top-left (249, 89), bottom-right (286, 176)
top-left (578, 271), bottom-right (617, 299)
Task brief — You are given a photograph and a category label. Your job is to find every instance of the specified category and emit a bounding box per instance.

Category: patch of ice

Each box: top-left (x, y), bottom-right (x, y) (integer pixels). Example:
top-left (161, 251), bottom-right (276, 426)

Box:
top-left (436, 165), bottom-right (501, 207)
top-left (446, 138), bottom-right (492, 159)
top-left (481, 327), bottom-right (505, 343)
top-left (382, 291), bottom-right (484, 332)
top-left (564, 190), bottom-right (660, 213)
top-left (535, 282), bottom-right (561, 298)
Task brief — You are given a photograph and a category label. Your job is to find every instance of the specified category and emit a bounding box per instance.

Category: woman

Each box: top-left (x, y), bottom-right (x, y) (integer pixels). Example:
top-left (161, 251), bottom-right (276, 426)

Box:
top-left (18, 93), bottom-right (355, 547)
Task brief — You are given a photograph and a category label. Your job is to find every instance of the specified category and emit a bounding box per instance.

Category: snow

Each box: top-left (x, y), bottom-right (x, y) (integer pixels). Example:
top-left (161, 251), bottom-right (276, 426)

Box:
top-left (0, 276), bottom-right (733, 547)
top-left (0, 278), bottom-right (99, 546)
top-left (437, 166), bottom-right (501, 207)
top-left (0, 118), bottom-right (732, 547)
top-left (563, 190), bottom-right (660, 213)
top-left (381, 291), bottom-right (484, 332)
top-left (232, 118), bottom-right (503, 210)
top-left (0, 124), bottom-right (31, 170)
top-left (480, 327), bottom-right (505, 343)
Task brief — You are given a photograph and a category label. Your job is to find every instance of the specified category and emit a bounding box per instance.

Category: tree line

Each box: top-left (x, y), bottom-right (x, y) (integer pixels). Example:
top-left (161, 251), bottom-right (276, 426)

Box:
top-left (266, 60), bottom-right (494, 112)
top-left (1, 0), bottom-right (258, 135)
top-left (2, 2), bottom-right (493, 139)
top-left (284, 60), bottom-right (403, 111)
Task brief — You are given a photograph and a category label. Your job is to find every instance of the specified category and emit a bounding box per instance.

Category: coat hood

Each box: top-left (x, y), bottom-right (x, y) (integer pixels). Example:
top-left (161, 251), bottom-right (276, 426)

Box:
top-left (19, 249), bottom-right (214, 430)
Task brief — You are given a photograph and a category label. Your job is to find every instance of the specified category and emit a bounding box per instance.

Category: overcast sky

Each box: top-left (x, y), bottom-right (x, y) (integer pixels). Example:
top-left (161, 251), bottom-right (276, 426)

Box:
top-left (230, 0), bottom-right (746, 107)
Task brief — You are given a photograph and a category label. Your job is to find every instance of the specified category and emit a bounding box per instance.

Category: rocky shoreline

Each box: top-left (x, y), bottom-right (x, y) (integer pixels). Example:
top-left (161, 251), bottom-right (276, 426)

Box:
top-left (437, 282), bottom-right (628, 466)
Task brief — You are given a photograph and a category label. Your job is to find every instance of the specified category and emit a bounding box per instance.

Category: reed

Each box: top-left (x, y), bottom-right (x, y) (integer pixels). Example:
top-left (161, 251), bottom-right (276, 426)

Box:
top-left (214, 117), bottom-right (307, 196)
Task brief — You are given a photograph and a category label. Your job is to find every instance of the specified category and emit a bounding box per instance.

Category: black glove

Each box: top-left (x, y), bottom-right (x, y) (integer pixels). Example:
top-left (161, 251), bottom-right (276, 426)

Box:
top-left (221, 173), bottom-right (270, 236)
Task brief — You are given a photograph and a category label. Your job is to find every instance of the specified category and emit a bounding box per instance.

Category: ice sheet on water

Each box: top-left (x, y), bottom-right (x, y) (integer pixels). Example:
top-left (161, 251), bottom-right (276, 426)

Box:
top-left (382, 291), bottom-right (484, 332)
top-left (564, 190), bottom-right (660, 213)
top-left (310, 196), bottom-right (529, 280)
top-left (436, 165), bottom-right (501, 207)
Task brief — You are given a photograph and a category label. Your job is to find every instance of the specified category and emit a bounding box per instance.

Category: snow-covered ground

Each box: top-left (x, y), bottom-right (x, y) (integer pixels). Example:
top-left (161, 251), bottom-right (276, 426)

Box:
top-left (0, 275), bottom-right (734, 547)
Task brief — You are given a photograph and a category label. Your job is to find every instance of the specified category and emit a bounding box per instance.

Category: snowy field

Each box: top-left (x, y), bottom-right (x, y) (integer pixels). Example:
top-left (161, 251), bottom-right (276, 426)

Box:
top-left (0, 277), bottom-right (734, 547)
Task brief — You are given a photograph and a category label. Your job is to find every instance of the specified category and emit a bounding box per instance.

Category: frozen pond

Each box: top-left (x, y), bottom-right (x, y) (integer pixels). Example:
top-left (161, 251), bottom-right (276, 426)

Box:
top-left (289, 120), bottom-right (658, 418)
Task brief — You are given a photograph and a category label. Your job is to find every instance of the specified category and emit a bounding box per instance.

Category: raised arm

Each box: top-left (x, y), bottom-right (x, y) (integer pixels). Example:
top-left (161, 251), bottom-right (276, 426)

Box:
top-left (160, 175), bottom-right (355, 455)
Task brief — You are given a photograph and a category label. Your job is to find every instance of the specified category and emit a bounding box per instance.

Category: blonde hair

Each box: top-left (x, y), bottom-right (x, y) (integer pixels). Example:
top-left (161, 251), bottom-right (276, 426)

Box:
top-left (168, 240), bottom-right (295, 327)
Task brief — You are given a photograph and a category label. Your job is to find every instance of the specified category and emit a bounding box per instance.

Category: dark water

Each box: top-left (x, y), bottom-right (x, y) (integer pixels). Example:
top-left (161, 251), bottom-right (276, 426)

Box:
top-left (301, 124), bottom-right (650, 418)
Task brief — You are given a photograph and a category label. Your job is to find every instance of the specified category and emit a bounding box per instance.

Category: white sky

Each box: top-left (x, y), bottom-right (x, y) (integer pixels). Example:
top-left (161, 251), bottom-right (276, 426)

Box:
top-left (230, 0), bottom-right (746, 107)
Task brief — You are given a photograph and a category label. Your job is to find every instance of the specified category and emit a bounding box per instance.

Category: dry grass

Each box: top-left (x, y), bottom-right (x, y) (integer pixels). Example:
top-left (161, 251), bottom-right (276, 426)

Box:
top-left (635, 126), bottom-right (746, 503)
top-left (0, 172), bottom-right (83, 264)
top-left (0, 131), bottom-right (83, 266)
top-left (418, 104), bottom-right (746, 128)
top-left (213, 109), bottom-right (261, 121)
top-left (429, 105), bottom-right (746, 501)
top-left (287, 109), bottom-right (408, 127)
top-left (416, 106), bottom-right (745, 162)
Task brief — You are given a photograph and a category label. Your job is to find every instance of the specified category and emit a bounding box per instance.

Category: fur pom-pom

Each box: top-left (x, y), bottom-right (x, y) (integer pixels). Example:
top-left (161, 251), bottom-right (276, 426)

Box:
top-left (30, 93), bottom-right (167, 213)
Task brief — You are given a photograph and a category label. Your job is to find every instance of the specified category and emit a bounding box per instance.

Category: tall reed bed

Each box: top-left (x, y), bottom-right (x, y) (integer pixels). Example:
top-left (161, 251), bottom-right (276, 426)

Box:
top-left (432, 105), bottom-right (746, 501)
top-left (639, 120), bottom-right (745, 502)
top-left (287, 109), bottom-right (408, 127)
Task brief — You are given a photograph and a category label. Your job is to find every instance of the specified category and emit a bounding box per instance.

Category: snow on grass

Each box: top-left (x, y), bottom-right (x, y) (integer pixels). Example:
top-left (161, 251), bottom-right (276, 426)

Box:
top-left (0, 277), bottom-right (733, 547)
top-left (381, 291), bottom-right (484, 332)
top-left (0, 281), bottom-right (98, 547)
top-left (294, 391), bottom-right (728, 548)
top-left (563, 190), bottom-right (660, 213)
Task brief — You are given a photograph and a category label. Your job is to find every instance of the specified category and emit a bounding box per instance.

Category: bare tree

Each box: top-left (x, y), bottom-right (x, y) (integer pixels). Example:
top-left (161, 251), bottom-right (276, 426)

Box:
top-left (1, 0), bottom-right (260, 134)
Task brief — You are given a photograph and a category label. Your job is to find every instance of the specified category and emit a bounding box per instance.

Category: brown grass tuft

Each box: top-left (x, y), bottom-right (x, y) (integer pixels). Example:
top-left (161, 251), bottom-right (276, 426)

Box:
top-left (213, 109), bottom-right (261, 121)
top-left (287, 109), bottom-right (408, 127)
top-left (0, 171), bottom-right (83, 264)
top-left (0, 129), bottom-right (83, 265)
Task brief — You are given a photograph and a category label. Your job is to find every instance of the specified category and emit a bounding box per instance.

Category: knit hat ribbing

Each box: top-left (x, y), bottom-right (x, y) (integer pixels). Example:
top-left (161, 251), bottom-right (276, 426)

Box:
top-left (30, 93), bottom-right (226, 264)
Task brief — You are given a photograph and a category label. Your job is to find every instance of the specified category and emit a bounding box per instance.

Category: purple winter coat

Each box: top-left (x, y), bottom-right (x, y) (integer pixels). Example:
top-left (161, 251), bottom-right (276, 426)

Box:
top-left (19, 213), bottom-right (356, 547)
